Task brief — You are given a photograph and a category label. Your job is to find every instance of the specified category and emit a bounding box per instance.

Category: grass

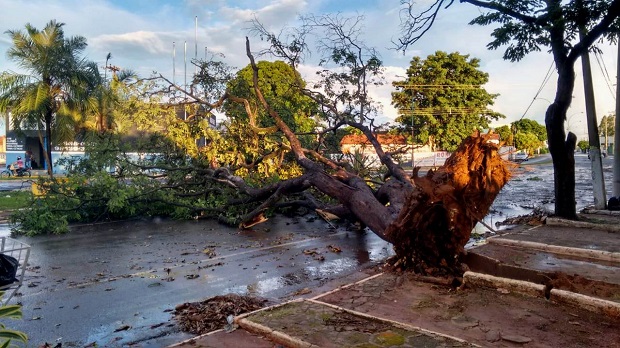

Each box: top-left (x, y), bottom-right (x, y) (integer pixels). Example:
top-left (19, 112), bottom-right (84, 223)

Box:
top-left (0, 190), bottom-right (33, 210)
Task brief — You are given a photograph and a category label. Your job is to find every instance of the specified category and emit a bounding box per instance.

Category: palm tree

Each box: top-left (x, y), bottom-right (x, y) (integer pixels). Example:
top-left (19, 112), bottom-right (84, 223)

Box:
top-left (0, 20), bottom-right (100, 176)
top-left (85, 68), bottom-right (136, 134)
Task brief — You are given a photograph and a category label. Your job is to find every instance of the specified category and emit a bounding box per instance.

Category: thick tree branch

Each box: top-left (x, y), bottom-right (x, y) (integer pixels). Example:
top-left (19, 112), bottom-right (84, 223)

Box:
top-left (460, 0), bottom-right (539, 24)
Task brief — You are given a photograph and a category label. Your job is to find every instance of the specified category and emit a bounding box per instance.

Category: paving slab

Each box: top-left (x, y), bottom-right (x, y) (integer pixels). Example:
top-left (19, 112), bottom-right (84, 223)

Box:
top-left (238, 299), bottom-right (474, 348)
top-left (317, 273), bottom-right (620, 348)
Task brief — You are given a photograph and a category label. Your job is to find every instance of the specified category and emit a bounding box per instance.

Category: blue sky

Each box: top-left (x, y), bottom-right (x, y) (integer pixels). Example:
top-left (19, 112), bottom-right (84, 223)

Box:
top-left (0, 0), bottom-right (617, 136)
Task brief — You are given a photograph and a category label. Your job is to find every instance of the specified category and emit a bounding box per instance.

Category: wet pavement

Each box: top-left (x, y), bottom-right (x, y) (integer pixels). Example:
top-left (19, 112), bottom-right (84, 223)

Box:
top-left (6, 217), bottom-right (392, 347)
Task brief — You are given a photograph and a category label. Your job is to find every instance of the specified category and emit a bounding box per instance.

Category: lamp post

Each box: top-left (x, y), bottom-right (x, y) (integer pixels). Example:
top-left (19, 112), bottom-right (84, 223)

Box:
top-left (411, 96), bottom-right (415, 174)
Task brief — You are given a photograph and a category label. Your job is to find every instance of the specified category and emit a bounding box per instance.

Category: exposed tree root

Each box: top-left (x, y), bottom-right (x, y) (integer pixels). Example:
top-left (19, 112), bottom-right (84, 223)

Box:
top-left (385, 132), bottom-right (513, 276)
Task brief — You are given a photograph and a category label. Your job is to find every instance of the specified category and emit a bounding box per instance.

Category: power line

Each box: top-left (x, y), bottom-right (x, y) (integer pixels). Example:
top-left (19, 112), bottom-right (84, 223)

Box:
top-left (519, 60), bottom-right (555, 120)
top-left (393, 84), bottom-right (483, 89)
top-left (399, 107), bottom-right (494, 114)
top-left (593, 49), bottom-right (616, 100)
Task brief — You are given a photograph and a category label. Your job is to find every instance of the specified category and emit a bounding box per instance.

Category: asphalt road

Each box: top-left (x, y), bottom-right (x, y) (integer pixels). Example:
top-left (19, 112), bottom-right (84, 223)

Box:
top-left (6, 216), bottom-right (391, 347)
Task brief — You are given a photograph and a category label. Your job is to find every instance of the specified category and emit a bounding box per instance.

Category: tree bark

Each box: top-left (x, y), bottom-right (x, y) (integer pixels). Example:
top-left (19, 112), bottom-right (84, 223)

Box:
top-left (44, 112), bottom-right (54, 177)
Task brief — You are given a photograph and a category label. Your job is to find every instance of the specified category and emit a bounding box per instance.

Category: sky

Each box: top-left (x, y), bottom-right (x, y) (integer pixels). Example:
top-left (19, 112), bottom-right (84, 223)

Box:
top-left (0, 0), bottom-right (617, 140)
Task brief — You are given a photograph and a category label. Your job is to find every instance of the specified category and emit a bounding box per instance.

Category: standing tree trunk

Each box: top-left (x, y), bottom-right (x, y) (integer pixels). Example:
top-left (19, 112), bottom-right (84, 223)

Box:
top-left (546, 78), bottom-right (578, 220)
top-left (44, 112), bottom-right (54, 177)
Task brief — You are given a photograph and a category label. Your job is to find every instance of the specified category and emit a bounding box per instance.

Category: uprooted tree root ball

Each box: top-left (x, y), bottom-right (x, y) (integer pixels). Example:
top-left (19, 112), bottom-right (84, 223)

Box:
top-left (173, 294), bottom-right (268, 335)
top-left (385, 132), bottom-right (514, 276)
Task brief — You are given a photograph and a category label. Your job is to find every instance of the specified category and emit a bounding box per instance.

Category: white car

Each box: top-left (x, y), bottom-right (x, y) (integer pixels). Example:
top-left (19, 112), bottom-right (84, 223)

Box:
top-left (513, 153), bottom-right (529, 163)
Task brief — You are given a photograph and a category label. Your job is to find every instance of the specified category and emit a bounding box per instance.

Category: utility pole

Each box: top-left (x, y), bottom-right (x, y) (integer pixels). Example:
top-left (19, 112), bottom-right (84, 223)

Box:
top-left (580, 27), bottom-right (607, 209)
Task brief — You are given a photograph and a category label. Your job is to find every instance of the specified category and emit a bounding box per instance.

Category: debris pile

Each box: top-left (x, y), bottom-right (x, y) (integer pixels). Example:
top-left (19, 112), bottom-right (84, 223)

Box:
top-left (173, 294), bottom-right (267, 335)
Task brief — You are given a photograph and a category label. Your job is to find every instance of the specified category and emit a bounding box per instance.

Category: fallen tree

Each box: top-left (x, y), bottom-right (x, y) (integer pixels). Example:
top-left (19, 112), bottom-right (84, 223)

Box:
top-left (14, 15), bottom-right (512, 276)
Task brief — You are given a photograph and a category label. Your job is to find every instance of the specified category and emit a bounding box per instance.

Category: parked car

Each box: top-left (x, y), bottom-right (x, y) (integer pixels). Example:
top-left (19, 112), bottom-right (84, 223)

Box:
top-left (513, 153), bottom-right (529, 163)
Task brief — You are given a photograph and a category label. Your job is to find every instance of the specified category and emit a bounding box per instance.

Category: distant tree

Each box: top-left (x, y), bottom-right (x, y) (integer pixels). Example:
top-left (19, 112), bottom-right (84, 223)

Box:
top-left (397, 0), bottom-right (620, 219)
top-left (513, 119), bottom-right (547, 142)
top-left (494, 125), bottom-right (512, 145)
top-left (577, 140), bottom-right (589, 152)
top-left (391, 51), bottom-right (503, 152)
top-left (220, 61), bottom-right (319, 179)
top-left (599, 114), bottom-right (615, 137)
top-left (84, 69), bottom-right (136, 134)
top-left (0, 20), bottom-right (99, 176)
top-left (514, 131), bottom-right (541, 155)
top-left (223, 60), bottom-right (318, 143)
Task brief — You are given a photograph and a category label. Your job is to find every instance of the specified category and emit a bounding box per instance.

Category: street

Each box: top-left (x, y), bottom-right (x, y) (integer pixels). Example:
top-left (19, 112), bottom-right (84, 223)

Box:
top-left (6, 216), bottom-right (391, 347)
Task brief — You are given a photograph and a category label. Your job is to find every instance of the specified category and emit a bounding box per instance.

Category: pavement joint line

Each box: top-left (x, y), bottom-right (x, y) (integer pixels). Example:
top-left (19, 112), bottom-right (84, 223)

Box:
top-left (487, 237), bottom-right (620, 262)
top-left (236, 317), bottom-right (318, 348)
top-left (305, 298), bottom-right (477, 346)
top-left (310, 272), bottom-right (385, 301)
top-left (234, 298), bottom-right (305, 322)
top-left (59, 230), bottom-right (352, 290)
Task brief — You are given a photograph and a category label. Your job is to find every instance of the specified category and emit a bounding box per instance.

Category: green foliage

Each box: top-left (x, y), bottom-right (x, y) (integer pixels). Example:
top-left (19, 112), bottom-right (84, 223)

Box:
top-left (392, 51), bottom-right (503, 151)
top-left (218, 61), bottom-right (319, 179)
top-left (513, 118), bottom-right (547, 142)
top-left (577, 140), bottom-right (590, 152)
top-left (0, 191), bottom-right (32, 211)
top-left (494, 125), bottom-right (512, 145)
top-left (514, 131), bottom-right (542, 155)
top-left (0, 292), bottom-right (28, 347)
top-left (599, 114), bottom-right (615, 137)
top-left (467, 1), bottom-right (618, 62)
top-left (224, 60), bottom-right (318, 136)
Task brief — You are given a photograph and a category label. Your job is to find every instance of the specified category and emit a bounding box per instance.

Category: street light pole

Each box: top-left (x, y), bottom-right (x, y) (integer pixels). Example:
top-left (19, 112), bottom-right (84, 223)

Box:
top-left (411, 96), bottom-right (415, 175)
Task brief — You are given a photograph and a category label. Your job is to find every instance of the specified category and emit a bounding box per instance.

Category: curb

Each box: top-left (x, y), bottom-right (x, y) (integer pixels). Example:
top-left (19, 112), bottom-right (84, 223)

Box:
top-left (463, 271), bottom-right (545, 298)
top-left (167, 329), bottom-right (225, 347)
top-left (582, 208), bottom-right (620, 216)
top-left (463, 271), bottom-right (620, 320)
top-left (486, 237), bottom-right (620, 262)
top-left (550, 288), bottom-right (620, 319)
top-left (311, 272), bottom-right (384, 301)
top-left (546, 216), bottom-right (620, 233)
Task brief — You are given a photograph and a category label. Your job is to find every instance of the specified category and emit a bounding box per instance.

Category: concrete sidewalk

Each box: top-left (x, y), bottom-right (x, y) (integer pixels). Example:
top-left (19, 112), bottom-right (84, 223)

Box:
top-left (170, 210), bottom-right (620, 347)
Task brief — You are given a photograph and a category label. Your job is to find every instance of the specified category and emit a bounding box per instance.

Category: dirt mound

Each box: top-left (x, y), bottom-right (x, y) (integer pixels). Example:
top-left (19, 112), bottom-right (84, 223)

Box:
top-left (173, 294), bottom-right (268, 335)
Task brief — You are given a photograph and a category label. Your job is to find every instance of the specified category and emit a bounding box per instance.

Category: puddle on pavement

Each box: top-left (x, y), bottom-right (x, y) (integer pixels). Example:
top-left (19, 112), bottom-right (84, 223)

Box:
top-left (0, 223), bottom-right (10, 238)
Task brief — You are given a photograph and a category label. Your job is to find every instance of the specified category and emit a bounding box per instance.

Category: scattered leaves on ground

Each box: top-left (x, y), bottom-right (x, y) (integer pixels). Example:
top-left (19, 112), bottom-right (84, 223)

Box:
top-left (173, 294), bottom-right (268, 335)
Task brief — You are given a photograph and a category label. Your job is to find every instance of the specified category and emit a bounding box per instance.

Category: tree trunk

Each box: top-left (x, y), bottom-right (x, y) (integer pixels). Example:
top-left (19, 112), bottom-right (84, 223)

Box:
top-left (546, 63), bottom-right (577, 219)
top-left (44, 112), bottom-right (54, 177)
